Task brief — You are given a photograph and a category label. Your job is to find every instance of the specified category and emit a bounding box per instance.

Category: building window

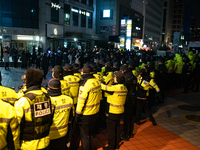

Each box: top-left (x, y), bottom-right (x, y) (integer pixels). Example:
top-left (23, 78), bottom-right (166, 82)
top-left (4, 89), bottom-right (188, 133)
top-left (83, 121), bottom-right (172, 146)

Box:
top-left (173, 25), bottom-right (176, 29)
top-left (81, 0), bottom-right (86, 4)
top-left (100, 10), bottom-right (113, 19)
top-left (64, 4), bottom-right (70, 25)
top-left (173, 20), bottom-right (176, 24)
top-left (72, 7), bottom-right (79, 26)
top-left (2, 17), bottom-right (12, 27)
top-left (177, 20), bottom-right (181, 24)
top-left (88, 12), bottom-right (92, 28)
top-left (174, 15), bottom-right (177, 18)
top-left (1, 0), bottom-right (39, 28)
top-left (81, 10), bottom-right (86, 27)
top-left (88, 0), bottom-right (93, 7)
top-left (51, 0), bottom-right (59, 22)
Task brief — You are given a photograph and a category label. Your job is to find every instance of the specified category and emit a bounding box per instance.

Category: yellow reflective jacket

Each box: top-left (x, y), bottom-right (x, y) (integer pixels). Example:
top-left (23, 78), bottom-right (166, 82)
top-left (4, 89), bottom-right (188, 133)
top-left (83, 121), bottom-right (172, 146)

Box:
top-left (93, 73), bottom-right (103, 82)
top-left (97, 71), bottom-right (104, 77)
top-left (101, 83), bottom-right (128, 114)
top-left (132, 70), bottom-right (138, 77)
top-left (15, 90), bottom-right (53, 150)
top-left (76, 77), bottom-right (102, 116)
top-left (0, 86), bottom-right (18, 105)
top-left (50, 95), bottom-right (73, 140)
top-left (174, 57), bottom-right (184, 74)
top-left (103, 71), bottom-right (114, 97)
top-left (137, 76), bottom-right (160, 98)
top-left (60, 80), bottom-right (72, 97)
top-left (74, 72), bottom-right (82, 80)
top-left (0, 100), bottom-right (20, 150)
top-left (63, 75), bottom-right (80, 104)
top-left (17, 85), bottom-right (47, 99)
top-left (165, 59), bottom-right (174, 73)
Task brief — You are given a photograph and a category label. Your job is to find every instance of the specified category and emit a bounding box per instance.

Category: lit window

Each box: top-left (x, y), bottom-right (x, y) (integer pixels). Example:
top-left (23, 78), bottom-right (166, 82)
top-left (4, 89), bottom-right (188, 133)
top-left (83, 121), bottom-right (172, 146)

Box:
top-left (103, 10), bottom-right (110, 18)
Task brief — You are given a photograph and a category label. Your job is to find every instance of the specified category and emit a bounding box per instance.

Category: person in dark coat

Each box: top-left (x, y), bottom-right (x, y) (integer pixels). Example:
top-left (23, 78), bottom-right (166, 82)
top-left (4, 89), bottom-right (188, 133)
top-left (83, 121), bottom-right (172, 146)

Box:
top-left (13, 49), bottom-right (18, 68)
top-left (21, 51), bottom-right (27, 68)
top-left (36, 55), bottom-right (41, 69)
top-left (55, 53), bottom-right (62, 66)
top-left (120, 65), bottom-right (137, 141)
top-left (26, 50), bottom-right (32, 68)
top-left (42, 53), bottom-right (49, 79)
top-left (155, 57), bottom-right (166, 103)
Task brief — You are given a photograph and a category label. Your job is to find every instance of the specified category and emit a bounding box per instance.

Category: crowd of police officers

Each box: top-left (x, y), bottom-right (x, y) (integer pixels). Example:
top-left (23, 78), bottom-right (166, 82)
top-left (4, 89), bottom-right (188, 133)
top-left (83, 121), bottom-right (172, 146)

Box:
top-left (0, 48), bottom-right (200, 150)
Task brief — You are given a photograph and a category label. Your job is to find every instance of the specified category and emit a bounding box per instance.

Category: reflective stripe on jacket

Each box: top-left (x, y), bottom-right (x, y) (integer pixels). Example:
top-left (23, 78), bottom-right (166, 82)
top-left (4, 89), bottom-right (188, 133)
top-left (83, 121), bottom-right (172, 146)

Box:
top-left (137, 76), bottom-right (160, 98)
top-left (49, 95), bottom-right (73, 140)
top-left (76, 78), bottom-right (102, 115)
top-left (0, 100), bottom-right (20, 150)
top-left (15, 90), bottom-right (53, 150)
top-left (63, 75), bottom-right (80, 104)
top-left (103, 72), bottom-right (114, 97)
top-left (101, 83), bottom-right (127, 114)
top-left (0, 86), bottom-right (18, 105)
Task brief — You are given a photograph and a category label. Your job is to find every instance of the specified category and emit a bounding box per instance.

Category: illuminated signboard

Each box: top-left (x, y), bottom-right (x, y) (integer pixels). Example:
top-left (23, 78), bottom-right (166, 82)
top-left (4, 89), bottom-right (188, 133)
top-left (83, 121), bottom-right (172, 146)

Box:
top-left (71, 8), bottom-right (78, 13)
top-left (126, 19), bottom-right (132, 37)
top-left (103, 10), bottom-right (110, 18)
top-left (51, 2), bottom-right (61, 10)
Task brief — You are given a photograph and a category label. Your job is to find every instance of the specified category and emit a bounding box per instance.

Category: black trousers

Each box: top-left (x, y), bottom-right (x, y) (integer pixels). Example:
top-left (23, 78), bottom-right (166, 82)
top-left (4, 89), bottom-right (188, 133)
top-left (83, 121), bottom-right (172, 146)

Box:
top-left (123, 96), bottom-right (136, 138)
top-left (106, 118), bottom-right (121, 149)
top-left (5, 62), bottom-right (9, 69)
top-left (135, 99), bottom-right (155, 122)
top-left (175, 73), bottom-right (182, 88)
top-left (148, 89), bottom-right (156, 109)
top-left (50, 134), bottom-right (67, 150)
top-left (79, 113), bottom-right (98, 150)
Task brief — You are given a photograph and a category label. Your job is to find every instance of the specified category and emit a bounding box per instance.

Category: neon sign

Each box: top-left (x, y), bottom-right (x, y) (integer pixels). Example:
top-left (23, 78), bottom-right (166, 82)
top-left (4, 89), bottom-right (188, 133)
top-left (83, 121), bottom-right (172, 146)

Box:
top-left (51, 2), bottom-right (61, 10)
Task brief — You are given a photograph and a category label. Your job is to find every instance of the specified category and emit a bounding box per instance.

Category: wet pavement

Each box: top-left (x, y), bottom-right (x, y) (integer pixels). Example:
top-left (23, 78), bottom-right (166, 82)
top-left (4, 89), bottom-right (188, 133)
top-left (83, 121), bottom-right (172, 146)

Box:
top-left (1, 67), bottom-right (200, 150)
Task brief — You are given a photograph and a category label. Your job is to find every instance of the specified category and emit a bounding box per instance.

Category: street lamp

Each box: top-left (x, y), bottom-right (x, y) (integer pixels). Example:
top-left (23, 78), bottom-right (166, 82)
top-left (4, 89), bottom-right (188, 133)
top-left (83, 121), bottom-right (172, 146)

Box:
top-left (74, 38), bottom-right (77, 48)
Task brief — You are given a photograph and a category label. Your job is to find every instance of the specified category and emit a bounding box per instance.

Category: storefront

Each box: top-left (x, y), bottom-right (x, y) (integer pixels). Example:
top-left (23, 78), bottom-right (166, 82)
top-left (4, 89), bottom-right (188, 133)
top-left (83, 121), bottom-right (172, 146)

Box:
top-left (0, 27), bottom-right (39, 57)
top-left (46, 24), bottom-right (64, 52)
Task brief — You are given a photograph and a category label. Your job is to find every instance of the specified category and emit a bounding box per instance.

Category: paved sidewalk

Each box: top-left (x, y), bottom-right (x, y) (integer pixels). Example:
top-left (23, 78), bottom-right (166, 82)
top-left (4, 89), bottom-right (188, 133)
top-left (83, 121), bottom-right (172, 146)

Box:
top-left (1, 67), bottom-right (200, 150)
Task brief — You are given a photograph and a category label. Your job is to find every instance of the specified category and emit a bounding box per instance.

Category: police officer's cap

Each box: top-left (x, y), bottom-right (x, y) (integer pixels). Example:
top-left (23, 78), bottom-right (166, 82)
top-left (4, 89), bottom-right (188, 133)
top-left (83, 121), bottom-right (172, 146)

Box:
top-left (113, 61), bottom-right (120, 68)
top-left (72, 63), bottom-right (79, 69)
top-left (129, 61), bottom-right (135, 68)
top-left (64, 64), bottom-right (73, 71)
top-left (106, 61), bottom-right (113, 68)
top-left (120, 65), bottom-right (128, 71)
top-left (82, 65), bottom-right (93, 74)
top-left (48, 79), bottom-right (61, 90)
top-left (115, 71), bottom-right (125, 84)
top-left (90, 63), bottom-right (97, 71)
top-left (53, 65), bottom-right (63, 79)
top-left (158, 57), bottom-right (164, 63)
top-left (149, 60), bottom-right (155, 66)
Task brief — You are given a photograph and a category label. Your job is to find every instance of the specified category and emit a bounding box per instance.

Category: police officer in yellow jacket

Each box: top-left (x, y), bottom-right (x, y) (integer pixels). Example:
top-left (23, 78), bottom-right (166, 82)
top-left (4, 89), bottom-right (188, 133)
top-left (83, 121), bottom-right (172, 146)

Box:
top-left (63, 63), bottom-right (81, 149)
top-left (0, 99), bottom-right (20, 150)
top-left (52, 65), bottom-right (72, 97)
top-left (72, 63), bottom-right (82, 79)
top-left (0, 71), bottom-right (18, 105)
top-left (90, 63), bottom-right (103, 82)
top-left (101, 61), bottom-right (114, 127)
top-left (63, 64), bottom-right (80, 108)
top-left (101, 71), bottom-right (128, 150)
top-left (136, 66), bottom-right (160, 126)
top-left (75, 65), bottom-right (102, 150)
top-left (0, 85), bottom-right (18, 106)
top-left (47, 79), bottom-right (73, 150)
top-left (15, 69), bottom-right (54, 150)
top-left (17, 75), bottom-right (47, 99)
